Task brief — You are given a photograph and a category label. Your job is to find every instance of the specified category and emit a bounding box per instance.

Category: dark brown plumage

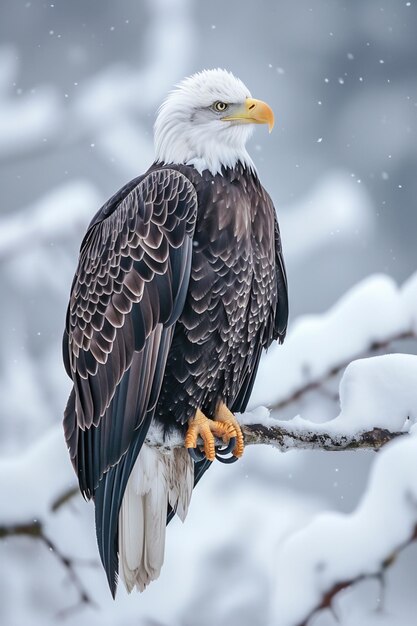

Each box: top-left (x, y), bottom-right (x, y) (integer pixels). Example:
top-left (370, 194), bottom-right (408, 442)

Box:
top-left (63, 161), bottom-right (287, 594)
top-left (155, 162), bottom-right (287, 428)
top-left (63, 65), bottom-right (290, 597)
top-left (63, 160), bottom-right (287, 594)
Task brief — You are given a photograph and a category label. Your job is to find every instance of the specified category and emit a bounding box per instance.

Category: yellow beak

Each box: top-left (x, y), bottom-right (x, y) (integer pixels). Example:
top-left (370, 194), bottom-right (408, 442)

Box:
top-left (222, 97), bottom-right (274, 133)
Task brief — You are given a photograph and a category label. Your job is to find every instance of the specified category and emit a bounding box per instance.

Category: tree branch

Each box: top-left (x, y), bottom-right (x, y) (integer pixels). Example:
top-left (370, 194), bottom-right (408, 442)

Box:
top-left (0, 517), bottom-right (98, 617)
top-left (242, 423), bottom-right (405, 451)
top-left (0, 415), bottom-right (411, 622)
top-left (296, 524), bottom-right (417, 626)
top-left (269, 330), bottom-right (415, 412)
top-left (1, 352), bottom-right (416, 622)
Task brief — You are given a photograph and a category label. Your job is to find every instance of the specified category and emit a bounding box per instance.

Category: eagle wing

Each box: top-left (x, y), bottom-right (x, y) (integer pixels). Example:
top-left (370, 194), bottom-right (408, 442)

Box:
top-left (63, 168), bottom-right (197, 592)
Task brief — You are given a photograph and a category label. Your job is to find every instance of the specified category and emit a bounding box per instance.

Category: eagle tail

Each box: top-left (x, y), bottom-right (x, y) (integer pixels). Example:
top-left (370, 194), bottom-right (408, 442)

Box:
top-left (118, 444), bottom-right (194, 592)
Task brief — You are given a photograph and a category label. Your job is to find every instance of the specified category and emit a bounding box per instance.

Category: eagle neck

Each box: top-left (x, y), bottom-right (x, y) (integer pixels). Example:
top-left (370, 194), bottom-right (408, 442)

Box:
top-left (185, 151), bottom-right (256, 177)
top-left (153, 158), bottom-right (257, 183)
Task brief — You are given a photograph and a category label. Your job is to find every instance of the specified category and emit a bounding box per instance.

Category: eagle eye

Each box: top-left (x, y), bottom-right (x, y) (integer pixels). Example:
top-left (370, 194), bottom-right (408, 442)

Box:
top-left (212, 101), bottom-right (228, 113)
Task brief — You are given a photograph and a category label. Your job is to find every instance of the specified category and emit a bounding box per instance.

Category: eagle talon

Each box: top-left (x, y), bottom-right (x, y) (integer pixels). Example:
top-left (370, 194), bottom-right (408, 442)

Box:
top-left (185, 409), bottom-right (229, 462)
top-left (188, 446), bottom-right (206, 462)
top-left (215, 403), bottom-right (245, 458)
top-left (215, 436), bottom-right (236, 456)
top-left (216, 453), bottom-right (239, 464)
top-left (185, 406), bottom-right (245, 462)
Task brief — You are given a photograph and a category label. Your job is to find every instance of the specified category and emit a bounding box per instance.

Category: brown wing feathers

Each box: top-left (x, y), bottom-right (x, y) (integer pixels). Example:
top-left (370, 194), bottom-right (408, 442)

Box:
top-left (272, 210), bottom-right (288, 343)
top-left (63, 168), bottom-right (197, 594)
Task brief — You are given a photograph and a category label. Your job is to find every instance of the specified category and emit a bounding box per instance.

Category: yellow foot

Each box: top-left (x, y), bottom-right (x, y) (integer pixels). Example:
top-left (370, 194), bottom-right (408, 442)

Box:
top-left (185, 404), bottom-right (244, 463)
top-left (185, 409), bottom-right (230, 461)
top-left (215, 403), bottom-right (245, 458)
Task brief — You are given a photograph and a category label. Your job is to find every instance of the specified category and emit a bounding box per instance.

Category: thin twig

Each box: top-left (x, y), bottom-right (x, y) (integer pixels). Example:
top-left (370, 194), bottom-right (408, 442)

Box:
top-left (51, 487), bottom-right (79, 512)
top-left (0, 519), bottom-right (97, 617)
top-left (297, 525), bottom-right (417, 626)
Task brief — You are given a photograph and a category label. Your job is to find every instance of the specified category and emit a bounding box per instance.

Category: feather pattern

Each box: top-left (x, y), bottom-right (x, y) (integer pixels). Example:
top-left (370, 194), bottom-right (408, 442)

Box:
top-left (63, 160), bottom-right (288, 596)
top-left (153, 162), bottom-right (288, 430)
top-left (63, 168), bottom-right (198, 594)
top-left (118, 444), bottom-right (193, 592)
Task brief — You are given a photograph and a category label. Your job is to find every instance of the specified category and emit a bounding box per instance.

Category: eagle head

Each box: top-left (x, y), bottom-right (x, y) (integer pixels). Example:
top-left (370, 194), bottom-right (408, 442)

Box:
top-left (154, 68), bottom-right (274, 176)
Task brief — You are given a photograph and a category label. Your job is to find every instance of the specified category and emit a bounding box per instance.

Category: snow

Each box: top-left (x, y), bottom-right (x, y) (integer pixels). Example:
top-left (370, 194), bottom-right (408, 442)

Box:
top-left (1, 347), bottom-right (415, 626)
top-left (0, 181), bottom-right (101, 260)
top-left (401, 271), bottom-right (417, 336)
top-left (1, 1), bottom-right (417, 624)
top-left (0, 423), bottom-right (319, 626)
top-left (334, 354), bottom-right (417, 433)
top-left (7, 349), bottom-right (412, 531)
top-left (2, 348), bottom-right (416, 625)
top-left (242, 353), bottom-right (417, 444)
top-left (280, 171), bottom-right (373, 262)
top-left (96, 118), bottom-right (153, 177)
top-left (0, 47), bottom-right (61, 157)
top-left (250, 273), bottom-right (414, 410)
top-left (0, 426), bottom-right (74, 525)
top-left (270, 433), bottom-right (417, 626)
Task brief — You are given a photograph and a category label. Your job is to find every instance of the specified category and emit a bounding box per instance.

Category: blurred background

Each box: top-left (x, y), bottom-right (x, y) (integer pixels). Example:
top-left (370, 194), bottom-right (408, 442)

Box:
top-left (0, 1), bottom-right (416, 625)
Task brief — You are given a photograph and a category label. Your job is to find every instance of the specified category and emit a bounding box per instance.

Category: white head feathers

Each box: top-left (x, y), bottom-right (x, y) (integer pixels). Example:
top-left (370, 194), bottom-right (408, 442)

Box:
top-left (154, 69), bottom-right (256, 176)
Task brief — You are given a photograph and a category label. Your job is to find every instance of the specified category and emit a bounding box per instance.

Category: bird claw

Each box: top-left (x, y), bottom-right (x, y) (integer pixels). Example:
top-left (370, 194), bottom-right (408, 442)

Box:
top-left (187, 446), bottom-right (206, 462)
top-left (215, 436), bottom-right (236, 456)
top-left (187, 436), bottom-right (239, 463)
top-left (185, 406), bottom-right (244, 463)
top-left (216, 453), bottom-right (239, 464)
top-left (215, 436), bottom-right (238, 463)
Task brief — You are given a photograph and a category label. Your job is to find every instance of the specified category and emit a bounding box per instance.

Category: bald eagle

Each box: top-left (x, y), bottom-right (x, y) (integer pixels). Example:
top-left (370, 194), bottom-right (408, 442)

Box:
top-left (63, 69), bottom-right (288, 596)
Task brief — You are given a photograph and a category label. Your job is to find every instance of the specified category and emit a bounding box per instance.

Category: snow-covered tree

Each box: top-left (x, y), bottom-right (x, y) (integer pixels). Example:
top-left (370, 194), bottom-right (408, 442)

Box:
top-left (1, 1), bottom-right (417, 625)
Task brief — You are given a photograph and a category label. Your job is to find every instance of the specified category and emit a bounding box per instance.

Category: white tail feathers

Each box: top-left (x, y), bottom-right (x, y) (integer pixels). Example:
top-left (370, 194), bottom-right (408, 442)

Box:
top-left (118, 444), bottom-right (194, 592)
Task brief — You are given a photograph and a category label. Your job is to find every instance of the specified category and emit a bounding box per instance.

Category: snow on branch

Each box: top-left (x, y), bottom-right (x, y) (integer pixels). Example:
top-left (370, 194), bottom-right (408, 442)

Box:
top-left (250, 272), bottom-right (417, 411)
top-left (242, 418), bottom-right (403, 452)
top-left (242, 353), bottom-right (417, 451)
top-left (1, 353), bottom-right (416, 612)
top-left (3, 355), bottom-right (414, 527)
top-left (269, 432), bottom-right (417, 626)
top-left (2, 354), bottom-right (414, 523)
top-left (2, 273), bottom-right (417, 615)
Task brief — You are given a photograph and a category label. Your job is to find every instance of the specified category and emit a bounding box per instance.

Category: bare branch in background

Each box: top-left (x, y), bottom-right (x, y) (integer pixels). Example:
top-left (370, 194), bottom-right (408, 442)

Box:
top-left (270, 330), bottom-right (416, 412)
top-left (296, 527), bottom-right (417, 626)
top-left (268, 431), bottom-right (417, 626)
top-left (0, 518), bottom-right (98, 617)
top-left (2, 352), bottom-right (417, 618)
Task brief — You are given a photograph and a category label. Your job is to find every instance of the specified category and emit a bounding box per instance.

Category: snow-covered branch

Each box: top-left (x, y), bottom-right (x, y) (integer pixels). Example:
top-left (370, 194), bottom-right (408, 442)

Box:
top-left (269, 328), bottom-right (414, 412)
top-left (243, 422), bottom-right (402, 451)
top-left (243, 352), bottom-right (417, 451)
top-left (269, 432), bottom-right (417, 626)
top-left (295, 520), bottom-right (417, 626)
top-left (2, 353), bottom-right (415, 615)
top-left (2, 273), bottom-right (417, 621)
top-left (250, 273), bottom-right (417, 411)
top-left (5, 352), bottom-right (412, 536)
